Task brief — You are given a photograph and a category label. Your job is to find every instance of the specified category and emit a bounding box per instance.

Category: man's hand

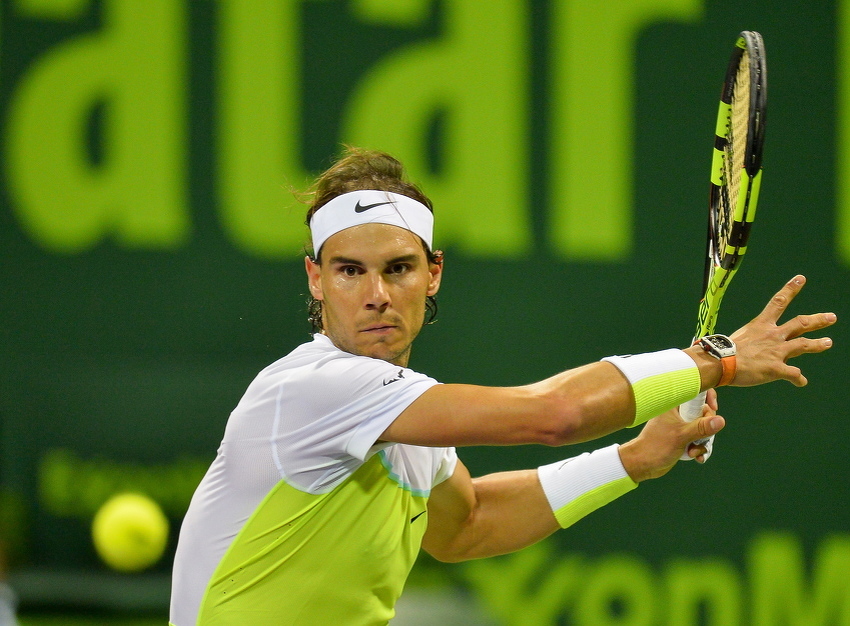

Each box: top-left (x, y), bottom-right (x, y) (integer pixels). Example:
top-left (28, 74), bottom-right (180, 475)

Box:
top-left (729, 275), bottom-right (836, 387)
top-left (618, 389), bottom-right (725, 482)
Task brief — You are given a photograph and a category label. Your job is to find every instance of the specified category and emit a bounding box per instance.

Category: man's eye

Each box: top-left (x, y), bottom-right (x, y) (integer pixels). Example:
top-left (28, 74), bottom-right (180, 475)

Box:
top-left (342, 266), bottom-right (359, 276)
top-left (389, 264), bottom-right (409, 274)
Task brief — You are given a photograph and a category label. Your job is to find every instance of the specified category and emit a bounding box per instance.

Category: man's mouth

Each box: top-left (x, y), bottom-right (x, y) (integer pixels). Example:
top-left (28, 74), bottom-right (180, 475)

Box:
top-left (362, 324), bottom-right (397, 334)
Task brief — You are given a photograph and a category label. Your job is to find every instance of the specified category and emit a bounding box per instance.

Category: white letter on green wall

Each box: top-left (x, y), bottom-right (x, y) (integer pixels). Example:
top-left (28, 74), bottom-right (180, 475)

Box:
top-left (5, 0), bottom-right (187, 252)
top-left (665, 558), bottom-right (742, 626)
top-left (342, 0), bottom-right (531, 256)
top-left (217, 0), bottom-right (318, 257)
top-left (549, 0), bottom-right (702, 259)
top-left (750, 532), bottom-right (850, 626)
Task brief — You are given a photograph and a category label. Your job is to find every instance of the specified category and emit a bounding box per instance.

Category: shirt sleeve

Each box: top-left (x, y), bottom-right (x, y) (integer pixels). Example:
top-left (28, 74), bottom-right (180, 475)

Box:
top-left (432, 447), bottom-right (458, 487)
top-left (269, 352), bottom-right (440, 492)
top-left (344, 374), bottom-right (440, 461)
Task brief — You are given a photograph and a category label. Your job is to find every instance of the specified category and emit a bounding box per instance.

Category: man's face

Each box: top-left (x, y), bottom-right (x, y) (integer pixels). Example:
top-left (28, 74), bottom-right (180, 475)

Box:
top-left (305, 223), bottom-right (442, 366)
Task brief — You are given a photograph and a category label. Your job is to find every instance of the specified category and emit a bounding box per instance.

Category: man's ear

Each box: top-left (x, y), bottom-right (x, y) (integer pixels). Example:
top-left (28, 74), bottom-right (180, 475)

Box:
top-left (427, 251), bottom-right (444, 296)
top-left (305, 256), bottom-right (323, 300)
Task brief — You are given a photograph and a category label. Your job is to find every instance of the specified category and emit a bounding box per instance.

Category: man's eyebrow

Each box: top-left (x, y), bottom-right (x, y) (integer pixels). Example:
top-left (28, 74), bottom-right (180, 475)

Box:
top-left (327, 256), bottom-right (363, 266)
top-left (327, 254), bottom-right (421, 266)
top-left (385, 254), bottom-right (420, 265)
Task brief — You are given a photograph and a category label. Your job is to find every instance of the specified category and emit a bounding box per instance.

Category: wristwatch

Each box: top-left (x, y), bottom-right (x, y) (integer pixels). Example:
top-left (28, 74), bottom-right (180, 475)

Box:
top-left (696, 334), bottom-right (737, 387)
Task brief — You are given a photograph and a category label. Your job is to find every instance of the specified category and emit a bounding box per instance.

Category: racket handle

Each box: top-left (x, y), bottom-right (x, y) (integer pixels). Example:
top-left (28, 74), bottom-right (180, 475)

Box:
top-left (680, 391), bottom-right (706, 424)
top-left (679, 391), bottom-right (714, 461)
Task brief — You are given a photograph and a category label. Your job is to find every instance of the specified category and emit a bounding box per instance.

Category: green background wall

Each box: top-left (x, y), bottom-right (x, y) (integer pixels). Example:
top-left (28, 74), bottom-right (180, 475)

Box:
top-left (0, 0), bottom-right (848, 623)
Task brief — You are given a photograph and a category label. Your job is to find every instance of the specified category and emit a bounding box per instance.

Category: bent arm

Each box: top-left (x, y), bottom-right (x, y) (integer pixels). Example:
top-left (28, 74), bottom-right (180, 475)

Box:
top-left (421, 460), bottom-right (560, 563)
top-left (422, 401), bottom-right (725, 563)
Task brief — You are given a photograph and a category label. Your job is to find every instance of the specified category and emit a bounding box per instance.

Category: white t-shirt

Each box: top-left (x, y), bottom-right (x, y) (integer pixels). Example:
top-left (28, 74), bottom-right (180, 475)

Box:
top-left (170, 334), bottom-right (457, 625)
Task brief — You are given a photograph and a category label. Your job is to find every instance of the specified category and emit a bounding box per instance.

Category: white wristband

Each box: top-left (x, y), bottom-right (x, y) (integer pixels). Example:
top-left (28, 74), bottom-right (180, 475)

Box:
top-left (602, 349), bottom-right (700, 426)
top-left (537, 444), bottom-right (637, 529)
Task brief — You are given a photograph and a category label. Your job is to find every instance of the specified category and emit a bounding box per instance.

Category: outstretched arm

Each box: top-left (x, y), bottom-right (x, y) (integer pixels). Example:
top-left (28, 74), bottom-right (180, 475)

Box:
top-left (384, 275), bottom-right (834, 449)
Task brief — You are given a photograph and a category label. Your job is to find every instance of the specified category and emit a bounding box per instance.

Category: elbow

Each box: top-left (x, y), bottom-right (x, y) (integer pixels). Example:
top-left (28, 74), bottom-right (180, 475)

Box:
top-left (425, 547), bottom-right (472, 564)
top-left (422, 536), bottom-right (478, 563)
top-left (536, 420), bottom-right (580, 447)
top-left (526, 389), bottom-right (583, 447)
top-left (521, 361), bottom-right (632, 446)
top-left (421, 515), bottom-right (481, 563)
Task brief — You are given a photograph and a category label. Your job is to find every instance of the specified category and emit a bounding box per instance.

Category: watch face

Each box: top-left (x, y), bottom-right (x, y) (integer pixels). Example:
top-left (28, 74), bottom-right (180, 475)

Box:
top-left (700, 334), bottom-right (736, 357)
top-left (706, 335), bottom-right (733, 350)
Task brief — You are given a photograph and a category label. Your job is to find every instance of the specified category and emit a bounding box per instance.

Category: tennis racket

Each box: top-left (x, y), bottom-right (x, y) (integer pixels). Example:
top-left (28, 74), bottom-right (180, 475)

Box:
top-left (680, 31), bottom-right (767, 454)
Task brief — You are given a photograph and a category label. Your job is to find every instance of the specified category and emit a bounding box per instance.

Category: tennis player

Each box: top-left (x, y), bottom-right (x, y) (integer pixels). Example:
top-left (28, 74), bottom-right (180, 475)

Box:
top-left (169, 148), bottom-right (836, 625)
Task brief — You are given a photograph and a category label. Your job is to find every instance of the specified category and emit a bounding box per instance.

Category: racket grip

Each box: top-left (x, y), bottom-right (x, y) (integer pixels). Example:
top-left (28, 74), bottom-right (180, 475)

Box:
top-left (679, 391), bottom-right (713, 460)
top-left (680, 391), bottom-right (706, 423)
top-left (681, 391), bottom-right (711, 446)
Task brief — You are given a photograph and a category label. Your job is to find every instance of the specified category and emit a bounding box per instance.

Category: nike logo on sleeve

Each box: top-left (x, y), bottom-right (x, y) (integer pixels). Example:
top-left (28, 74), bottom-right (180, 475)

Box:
top-left (382, 370), bottom-right (405, 386)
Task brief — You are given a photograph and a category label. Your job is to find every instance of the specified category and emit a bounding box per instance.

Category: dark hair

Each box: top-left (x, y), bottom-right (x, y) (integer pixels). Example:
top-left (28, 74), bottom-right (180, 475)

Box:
top-left (304, 147), bottom-right (441, 332)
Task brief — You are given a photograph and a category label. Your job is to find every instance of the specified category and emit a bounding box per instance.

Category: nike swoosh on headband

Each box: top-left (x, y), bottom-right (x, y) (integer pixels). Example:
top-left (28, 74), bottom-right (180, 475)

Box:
top-left (310, 190), bottom-right (434, 254)
top-left (354, 200), bottom-right (395, 213)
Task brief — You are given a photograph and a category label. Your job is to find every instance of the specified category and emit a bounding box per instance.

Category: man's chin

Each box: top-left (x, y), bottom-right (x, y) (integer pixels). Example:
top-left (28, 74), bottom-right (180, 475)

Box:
top-left (362, 342), bottom-right (411, 366)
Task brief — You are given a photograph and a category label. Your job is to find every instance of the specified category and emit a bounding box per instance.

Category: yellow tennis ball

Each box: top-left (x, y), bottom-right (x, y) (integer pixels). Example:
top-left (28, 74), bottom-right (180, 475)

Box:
top-left (92, 493), bottom-right (169, 573)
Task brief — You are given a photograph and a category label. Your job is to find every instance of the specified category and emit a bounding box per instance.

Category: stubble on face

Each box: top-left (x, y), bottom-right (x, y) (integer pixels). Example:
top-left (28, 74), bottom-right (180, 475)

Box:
top-left (311, 224), bottom-right (439, 367)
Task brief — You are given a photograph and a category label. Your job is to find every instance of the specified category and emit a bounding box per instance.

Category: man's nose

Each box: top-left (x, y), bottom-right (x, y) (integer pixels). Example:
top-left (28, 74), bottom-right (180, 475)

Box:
top-left (364, 274), bottom-right (390, 311)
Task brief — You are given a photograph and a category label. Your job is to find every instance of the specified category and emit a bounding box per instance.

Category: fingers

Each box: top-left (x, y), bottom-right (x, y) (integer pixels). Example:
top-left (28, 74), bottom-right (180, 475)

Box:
top-left (705, 388), bottom-right (718, 412)
top-left (753, 362), bottom-right (808, 388)
top-left (757, 275), bottom-right (836, 339)
top-left (730, 276), bottom-right (835, 388)
top-left (775, 314), bottom-right (835, 387)
top-left (791, 370), bottom-right (807, 388)
top-left (687, 444), bottom-right (708, 463)
top-left (781, 312), bottom-right (837, 341)
top-left (685, 415), bottom-right (724, 463)
top-left (784, 334), bottom-right (835, 359)
top-left (752, 276), bottom-right (837, 338)
top-left (695, 415), bottom-right (725, 440)
top-left (756, 275), bottom-right (806, 324)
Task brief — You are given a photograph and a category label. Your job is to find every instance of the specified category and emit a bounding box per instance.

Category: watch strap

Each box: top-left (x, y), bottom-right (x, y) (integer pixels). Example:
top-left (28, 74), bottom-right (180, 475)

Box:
top-left (716, 354), bottom-right (736, 386)
top-left (694, 335), bottom-right (737, 387)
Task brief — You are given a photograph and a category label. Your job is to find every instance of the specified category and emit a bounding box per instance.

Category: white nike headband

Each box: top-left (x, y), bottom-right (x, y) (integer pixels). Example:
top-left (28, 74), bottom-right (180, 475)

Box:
top-left (309, 190), bottom-right (434, 256)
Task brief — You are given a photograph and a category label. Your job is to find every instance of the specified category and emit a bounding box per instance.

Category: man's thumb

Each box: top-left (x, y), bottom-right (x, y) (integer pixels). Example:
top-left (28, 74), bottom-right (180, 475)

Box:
top-left (696, 415), bottom-right (725, 438)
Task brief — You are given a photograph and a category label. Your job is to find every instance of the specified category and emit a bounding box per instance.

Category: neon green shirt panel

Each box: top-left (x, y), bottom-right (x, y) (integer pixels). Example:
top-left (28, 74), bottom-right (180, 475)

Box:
top-left (196, 451), bottom-right (429, 625)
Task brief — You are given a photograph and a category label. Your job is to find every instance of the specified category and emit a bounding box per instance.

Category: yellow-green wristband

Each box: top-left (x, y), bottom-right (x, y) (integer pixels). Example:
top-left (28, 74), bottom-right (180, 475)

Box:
top-left (538, 444), bottom-right (637, 529)
top-left (602, 349), bottom-right (701, 427)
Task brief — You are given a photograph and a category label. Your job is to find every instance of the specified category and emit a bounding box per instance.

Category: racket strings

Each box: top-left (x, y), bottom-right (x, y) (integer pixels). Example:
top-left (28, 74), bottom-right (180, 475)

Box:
top-left (719, 50), bottom-right (752, 254)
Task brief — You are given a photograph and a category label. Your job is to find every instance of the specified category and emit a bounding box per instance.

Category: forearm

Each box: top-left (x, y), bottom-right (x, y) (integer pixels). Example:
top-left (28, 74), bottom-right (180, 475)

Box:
top-left (423, 446), bottom-right (636, 563)
top-left (383, 362), bottom-right (637, 447)
top-left (386, 350), bottom-right (710, 448)
top-left (529, 347), bottom-right (721, 442)
top-left (525, 363), bottom-right (636, 443)
top-left (527, 340), bottom-right (732, 442)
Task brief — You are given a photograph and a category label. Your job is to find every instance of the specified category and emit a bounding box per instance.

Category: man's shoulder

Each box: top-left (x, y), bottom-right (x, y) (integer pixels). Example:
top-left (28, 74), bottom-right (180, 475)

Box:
top-left (270, 335), bottom-right (387, 372)
top-left (254, 334), bottom-right (433, 395)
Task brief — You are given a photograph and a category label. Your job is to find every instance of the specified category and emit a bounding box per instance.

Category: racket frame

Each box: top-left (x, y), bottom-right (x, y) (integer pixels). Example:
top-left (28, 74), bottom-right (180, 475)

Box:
top-left (693, 30), bottom-right (767, 341)
top-left (681, 31), bottom-right (767, 443)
